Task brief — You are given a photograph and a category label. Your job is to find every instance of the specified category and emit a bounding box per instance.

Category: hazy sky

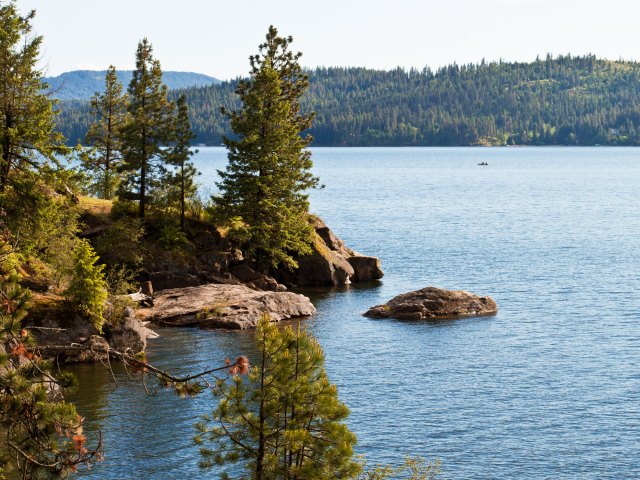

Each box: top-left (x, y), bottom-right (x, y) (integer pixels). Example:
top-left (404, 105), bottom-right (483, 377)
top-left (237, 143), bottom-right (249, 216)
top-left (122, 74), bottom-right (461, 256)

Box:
top-left (21, 0), bottom-right (640, 80)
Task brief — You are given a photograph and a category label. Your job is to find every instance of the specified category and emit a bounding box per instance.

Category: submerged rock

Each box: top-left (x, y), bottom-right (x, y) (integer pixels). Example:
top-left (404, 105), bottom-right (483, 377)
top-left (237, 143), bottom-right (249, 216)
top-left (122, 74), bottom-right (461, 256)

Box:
top-left (141, 284), bottom-right (315, 329)
top-left (364, 286), bottom-right (497, 320)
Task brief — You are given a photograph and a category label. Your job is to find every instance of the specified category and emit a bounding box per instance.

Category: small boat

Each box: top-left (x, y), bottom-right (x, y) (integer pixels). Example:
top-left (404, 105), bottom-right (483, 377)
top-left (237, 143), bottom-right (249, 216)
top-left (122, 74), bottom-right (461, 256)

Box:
top-left (477, 162), bottom-right (489, 166)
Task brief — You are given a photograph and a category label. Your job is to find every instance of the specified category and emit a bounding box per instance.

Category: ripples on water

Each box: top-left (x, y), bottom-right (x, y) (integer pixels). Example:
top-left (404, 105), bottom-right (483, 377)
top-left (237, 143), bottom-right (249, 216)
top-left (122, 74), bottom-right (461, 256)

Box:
top-left (67, 147), bottom-right (640, 479)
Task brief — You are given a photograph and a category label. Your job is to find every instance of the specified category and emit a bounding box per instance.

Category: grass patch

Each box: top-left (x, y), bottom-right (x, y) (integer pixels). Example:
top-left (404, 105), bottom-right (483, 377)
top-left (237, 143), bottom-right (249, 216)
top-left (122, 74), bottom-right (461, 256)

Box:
top-left (78, 196), bottom-right (113, 216)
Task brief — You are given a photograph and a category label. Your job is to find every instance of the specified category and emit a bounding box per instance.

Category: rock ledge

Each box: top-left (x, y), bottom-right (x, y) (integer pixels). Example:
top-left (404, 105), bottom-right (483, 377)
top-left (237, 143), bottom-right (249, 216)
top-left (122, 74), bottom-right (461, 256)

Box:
top-left (141, 284), bottom-right (315, 329)
top-left (364, 286), bottom-right (497, 320)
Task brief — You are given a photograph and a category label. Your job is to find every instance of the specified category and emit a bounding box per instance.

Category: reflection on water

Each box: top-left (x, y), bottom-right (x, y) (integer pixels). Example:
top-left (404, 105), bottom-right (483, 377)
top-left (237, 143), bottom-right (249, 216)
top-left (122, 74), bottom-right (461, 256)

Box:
top-left (67, 147), bottom-right (640, 479)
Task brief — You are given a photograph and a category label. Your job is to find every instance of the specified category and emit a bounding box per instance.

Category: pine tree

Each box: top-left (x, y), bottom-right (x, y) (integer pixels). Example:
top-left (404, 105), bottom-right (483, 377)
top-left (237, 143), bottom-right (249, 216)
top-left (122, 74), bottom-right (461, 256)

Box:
top-left (196, 316), bottom-right (360, 480)
top-left (119, 38), bottom-right (173, 218)
top-left (0, 1), bottom-right (66, 193)
top-left (82, 65), bottom-right (128, 199)
top-left (65, 238), bottom-right (108, 332)
top-left (164, 94), bottom-right (198, 230)
top-left (214, 26), bottom-right (319, 271)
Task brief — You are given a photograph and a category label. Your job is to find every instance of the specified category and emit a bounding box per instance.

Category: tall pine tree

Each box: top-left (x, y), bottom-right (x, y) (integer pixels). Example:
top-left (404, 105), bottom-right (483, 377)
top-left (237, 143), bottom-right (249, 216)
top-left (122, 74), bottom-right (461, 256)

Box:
top-left (119, 38), bottom-right (173, 218)
top-left (82, 65), bottom-right (128, 199)
top-left (164, 94), bottom-right (198, 230)
top-left (214, 26), bottom-right (319, 271)
top-left (0, 1), bottom-right (65, 193)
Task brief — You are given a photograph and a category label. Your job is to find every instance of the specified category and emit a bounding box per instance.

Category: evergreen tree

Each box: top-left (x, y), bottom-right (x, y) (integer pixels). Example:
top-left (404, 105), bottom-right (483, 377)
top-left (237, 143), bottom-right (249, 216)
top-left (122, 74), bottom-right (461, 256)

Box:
top-left (119, 38), bottom-right (173, 218)
top-left (0, 1), bottom-right (66, 193)
top-left (65, 238), bottom-right (108, 332)
top-left (82, 65), bottom-right (128, 199)
top-left (214, 26), bottom-right (319, 271)
top-left (196, 316), bottom-right (360, 480)
top-left (164, 94), bottom-right (198, 230)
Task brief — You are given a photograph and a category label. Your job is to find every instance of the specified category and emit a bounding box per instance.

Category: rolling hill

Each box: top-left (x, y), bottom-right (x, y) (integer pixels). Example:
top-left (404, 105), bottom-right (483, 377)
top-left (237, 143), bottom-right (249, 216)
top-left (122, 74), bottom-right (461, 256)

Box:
top-left (44, 70), bottom-right (220, 100)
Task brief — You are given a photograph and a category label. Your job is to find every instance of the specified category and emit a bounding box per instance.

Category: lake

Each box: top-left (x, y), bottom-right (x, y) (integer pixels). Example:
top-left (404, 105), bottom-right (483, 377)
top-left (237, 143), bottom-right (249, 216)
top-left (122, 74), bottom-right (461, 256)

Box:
top-left (68, 147), bottom-right (640, 479)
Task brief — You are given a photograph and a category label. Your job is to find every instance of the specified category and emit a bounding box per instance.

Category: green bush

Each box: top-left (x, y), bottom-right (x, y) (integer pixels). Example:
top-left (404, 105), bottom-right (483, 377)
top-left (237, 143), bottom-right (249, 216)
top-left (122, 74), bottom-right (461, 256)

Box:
top-left (65, 239), bottom-right (108, 331)
top-left (104, 264), bottom-right (139, 295)
top-left (110, 199), bottom-right (138, 219)
top-left (158, 223), bottom-right (188, 249)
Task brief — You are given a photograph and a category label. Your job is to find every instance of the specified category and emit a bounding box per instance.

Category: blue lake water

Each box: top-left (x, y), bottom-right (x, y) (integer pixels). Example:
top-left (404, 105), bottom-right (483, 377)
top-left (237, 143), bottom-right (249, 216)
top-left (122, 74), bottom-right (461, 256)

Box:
top-left (68, 147), bottom-right (640, 479)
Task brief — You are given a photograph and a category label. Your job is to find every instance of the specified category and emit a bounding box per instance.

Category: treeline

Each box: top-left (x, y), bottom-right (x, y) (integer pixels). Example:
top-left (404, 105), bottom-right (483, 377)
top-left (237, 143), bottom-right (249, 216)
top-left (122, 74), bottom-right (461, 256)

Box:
top-left (56, 54), bottom-right (640, 146)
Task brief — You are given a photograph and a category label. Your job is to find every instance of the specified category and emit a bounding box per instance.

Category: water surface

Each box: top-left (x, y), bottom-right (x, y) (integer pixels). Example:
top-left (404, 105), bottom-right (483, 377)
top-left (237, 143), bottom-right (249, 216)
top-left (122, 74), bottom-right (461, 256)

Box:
top-left (69, 147), bottom-right (640, 479)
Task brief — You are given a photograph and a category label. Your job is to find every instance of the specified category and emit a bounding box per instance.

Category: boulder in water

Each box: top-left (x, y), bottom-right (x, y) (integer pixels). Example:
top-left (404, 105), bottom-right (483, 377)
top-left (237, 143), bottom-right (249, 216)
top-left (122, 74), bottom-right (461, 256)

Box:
top-left (364, 286), bottom-right (497, 320)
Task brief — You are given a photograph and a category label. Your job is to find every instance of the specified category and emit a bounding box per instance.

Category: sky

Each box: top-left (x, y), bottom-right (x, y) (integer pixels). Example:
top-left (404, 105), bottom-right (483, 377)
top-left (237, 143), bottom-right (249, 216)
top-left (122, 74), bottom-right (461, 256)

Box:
top-left (20, 0), bottom-right (640, 80)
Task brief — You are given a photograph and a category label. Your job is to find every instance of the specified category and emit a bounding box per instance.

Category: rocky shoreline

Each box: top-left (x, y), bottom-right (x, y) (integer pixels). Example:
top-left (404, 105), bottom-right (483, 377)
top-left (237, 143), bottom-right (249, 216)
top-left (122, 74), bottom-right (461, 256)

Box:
top-left (142, 216), bottom-right (384, 292)
top-left (28, 217), bottom-right (381, 362)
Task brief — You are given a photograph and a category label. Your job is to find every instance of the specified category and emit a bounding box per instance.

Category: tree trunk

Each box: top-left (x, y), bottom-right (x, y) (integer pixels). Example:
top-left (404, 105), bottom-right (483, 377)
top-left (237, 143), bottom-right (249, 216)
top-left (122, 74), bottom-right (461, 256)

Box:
top-left (139, 126), bottom-right (147, 219)
top-left (256, 335), bottom-right (267, 480)
top-left (104, 103), bottom-right (113, 199)
top-left (104, 144), bottom-right (111, 200)
top-left (180, 163), bottom-right (185, 230)
top-left (0, 111), bottom-right (13, 192)
top-left (139, 163), bottom-right (146, 219)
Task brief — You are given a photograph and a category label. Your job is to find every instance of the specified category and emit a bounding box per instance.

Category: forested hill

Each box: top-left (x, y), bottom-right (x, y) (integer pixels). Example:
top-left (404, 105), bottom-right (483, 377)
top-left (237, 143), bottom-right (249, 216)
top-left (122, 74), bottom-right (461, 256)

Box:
top-left (45, 70), bottom-right (219, 100)
top-left (55, 55), bottom-right (640, 146)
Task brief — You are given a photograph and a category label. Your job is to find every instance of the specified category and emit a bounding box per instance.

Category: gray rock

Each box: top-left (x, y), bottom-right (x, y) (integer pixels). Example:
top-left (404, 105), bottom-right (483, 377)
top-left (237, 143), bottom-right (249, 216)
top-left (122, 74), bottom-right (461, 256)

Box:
top-left (347, 255), bottom-right (384, 283)
top-left (365, 286), bottom-right (498, 320)
top-left (128, 292), bottom-right (153, 307)
top-left (279, 246), bottom-right (354, 287)
top-left (109, 316), bottom-right (158, 354)
top-left (142, 284), bottom-right (315, 329)
top-left (202, 273), bottom-right (243, 285)
top-left (316, 224), bottom-right (348, 253)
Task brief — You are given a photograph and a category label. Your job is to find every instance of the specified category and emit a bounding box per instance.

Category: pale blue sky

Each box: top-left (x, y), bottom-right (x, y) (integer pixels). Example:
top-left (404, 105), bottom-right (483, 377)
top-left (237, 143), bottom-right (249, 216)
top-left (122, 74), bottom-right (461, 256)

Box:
top-left (22, 0), bottom-right (640, 79)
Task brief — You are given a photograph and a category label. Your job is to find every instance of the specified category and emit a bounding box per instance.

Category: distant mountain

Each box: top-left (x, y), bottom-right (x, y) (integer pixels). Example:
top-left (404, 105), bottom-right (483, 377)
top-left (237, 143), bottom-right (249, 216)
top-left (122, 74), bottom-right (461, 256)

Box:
top-left (44, 70), bottom-right (220, 100)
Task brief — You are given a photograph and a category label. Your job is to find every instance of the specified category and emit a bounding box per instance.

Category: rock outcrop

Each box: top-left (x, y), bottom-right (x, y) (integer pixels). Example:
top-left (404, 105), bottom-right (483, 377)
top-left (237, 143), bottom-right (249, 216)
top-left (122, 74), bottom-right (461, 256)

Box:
top-left (141, 284), bottom-right (315, 329)
top-left (364, 287), bottom-right (498, 320)
top-left (276, 217), bottom-right (384, 287)
top-left (27, 296), bottom-right (158, 363)
top-left (109, 307), bottom-right (159, 353)
top-left (347, 256), bottom-right (384, 283)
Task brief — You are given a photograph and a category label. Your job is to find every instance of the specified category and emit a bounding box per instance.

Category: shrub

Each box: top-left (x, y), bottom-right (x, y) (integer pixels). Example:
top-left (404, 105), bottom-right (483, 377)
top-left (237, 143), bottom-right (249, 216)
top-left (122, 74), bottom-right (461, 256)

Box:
top-left (158, 223), bottom-right (188, 249)
top-left (104, 264), bottom-right (139, 295)
top-left (65, 239), bottom-right (108, 331)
